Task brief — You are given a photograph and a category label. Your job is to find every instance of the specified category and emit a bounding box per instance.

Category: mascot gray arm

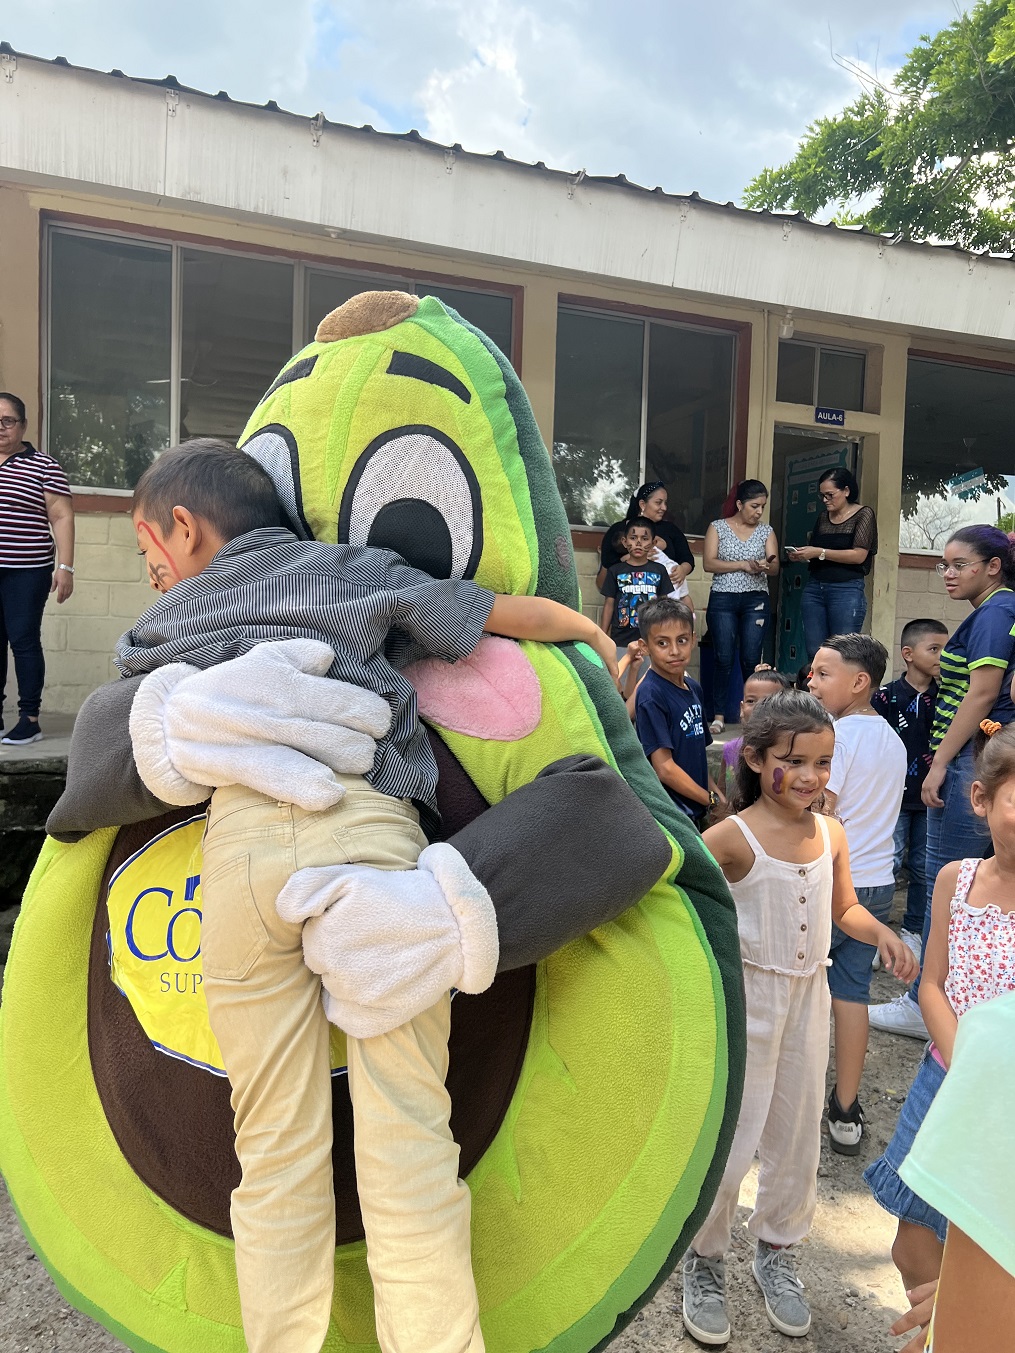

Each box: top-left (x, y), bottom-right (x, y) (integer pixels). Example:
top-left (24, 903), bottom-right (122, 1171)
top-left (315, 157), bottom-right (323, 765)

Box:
top-left (48, 655), bottom-right (670, 1036)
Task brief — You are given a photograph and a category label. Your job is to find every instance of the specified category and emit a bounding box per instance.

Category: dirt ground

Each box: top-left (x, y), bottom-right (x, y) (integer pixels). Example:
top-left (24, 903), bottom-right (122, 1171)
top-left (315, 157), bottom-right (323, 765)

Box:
top-left (1, 903), bottom-right (925, 1353)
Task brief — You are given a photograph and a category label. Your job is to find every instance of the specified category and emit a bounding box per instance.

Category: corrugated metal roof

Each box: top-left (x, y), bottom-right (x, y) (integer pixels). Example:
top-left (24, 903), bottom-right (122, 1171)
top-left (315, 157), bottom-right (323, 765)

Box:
top-left (1, 40), bottom-right (1003, 260)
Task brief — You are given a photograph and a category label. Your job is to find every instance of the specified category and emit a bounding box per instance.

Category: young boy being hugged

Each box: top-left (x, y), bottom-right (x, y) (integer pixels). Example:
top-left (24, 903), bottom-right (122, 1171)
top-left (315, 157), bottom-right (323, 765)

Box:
top-left (600, 517), bottom-right (674, 662)
top-left (868, 619), bottom-right (948, 1040)
top-left (809, 634), bottom-right (907, 1155)
top-left (634, 597), bottom-right (721, 829)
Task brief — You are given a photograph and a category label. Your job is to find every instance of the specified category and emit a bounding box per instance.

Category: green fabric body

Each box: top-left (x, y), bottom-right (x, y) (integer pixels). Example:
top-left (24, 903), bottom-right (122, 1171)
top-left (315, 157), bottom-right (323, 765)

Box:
top-left (0, 295), bottom-right (745, 1352)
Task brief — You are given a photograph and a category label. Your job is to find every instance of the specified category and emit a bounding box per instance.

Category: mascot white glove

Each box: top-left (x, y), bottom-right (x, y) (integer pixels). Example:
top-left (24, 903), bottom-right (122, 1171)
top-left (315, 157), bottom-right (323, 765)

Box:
top-left (277, 842), bottom-right (499, 1038)
top-left (129, 638), bottom-right (392, 812)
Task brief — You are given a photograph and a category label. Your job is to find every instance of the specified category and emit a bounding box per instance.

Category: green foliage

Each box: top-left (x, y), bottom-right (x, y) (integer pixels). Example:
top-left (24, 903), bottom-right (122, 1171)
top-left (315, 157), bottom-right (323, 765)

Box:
top-left (743, 0), bottom-right (1015, 250)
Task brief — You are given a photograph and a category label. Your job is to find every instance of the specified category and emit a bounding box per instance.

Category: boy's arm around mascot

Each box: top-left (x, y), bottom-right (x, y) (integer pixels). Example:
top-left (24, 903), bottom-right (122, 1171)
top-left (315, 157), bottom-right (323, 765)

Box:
top-left (49, 643), bottom-right (672, 1033)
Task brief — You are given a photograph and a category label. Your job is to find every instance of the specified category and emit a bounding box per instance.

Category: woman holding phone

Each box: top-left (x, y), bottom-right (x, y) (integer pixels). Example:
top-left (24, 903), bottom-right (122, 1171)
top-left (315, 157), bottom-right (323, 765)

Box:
top-left (788, 468), bottom-right (877, 659)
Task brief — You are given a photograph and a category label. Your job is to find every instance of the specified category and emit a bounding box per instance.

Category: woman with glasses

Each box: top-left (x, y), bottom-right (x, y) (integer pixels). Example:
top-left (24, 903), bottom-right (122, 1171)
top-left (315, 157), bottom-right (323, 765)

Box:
top-left (0, 393), bottom-right (74, 744)
top-left (597, 480), bottom-right (695, 595)
top-left (788, 467), bottom-right (877, 659)
top-left (921, 526), bottom-right (1015, 884)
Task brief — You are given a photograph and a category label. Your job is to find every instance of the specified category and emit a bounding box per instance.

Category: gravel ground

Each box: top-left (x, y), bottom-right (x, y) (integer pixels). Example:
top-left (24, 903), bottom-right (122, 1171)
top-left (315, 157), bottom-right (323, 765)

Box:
top-left (1, 911), bottom-right (924, 1352)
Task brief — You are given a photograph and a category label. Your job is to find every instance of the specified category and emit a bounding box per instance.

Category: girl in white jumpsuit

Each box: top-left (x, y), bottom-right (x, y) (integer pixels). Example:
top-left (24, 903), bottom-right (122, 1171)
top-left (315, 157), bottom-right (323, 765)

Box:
top-left (681, 691), bottom-right (918, 1345)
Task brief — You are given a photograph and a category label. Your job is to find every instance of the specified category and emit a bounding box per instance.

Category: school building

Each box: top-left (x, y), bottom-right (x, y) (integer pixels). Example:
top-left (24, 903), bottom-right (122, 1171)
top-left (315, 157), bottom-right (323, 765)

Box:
top-left (2, 45), bottom-right (1014, 713)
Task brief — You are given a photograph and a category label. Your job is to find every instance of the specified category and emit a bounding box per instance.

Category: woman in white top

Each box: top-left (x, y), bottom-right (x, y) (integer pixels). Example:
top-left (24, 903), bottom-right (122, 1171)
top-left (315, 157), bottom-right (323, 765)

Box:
top-left (703, 479), bottom-right (779, 734)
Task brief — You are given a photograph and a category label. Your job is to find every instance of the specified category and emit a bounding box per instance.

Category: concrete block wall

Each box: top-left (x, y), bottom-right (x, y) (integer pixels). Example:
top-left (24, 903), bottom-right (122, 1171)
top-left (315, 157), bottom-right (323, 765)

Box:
top-left (892, 566), bottom-right (968, 680)
top-left (40, 513), bottom-right (152, 715)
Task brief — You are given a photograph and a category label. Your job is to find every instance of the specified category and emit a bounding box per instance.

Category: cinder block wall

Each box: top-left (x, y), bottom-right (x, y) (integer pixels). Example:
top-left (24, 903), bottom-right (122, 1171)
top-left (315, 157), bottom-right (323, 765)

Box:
top-left (41, 514), bottom-right (152, 714)
top-left (892, 566), bottom-right (968, 679)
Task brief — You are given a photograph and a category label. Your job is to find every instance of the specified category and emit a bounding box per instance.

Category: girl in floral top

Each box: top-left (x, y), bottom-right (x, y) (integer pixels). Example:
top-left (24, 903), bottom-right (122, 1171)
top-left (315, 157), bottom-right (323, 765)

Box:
top-left (865, 719), bottom-right (1015, 1299)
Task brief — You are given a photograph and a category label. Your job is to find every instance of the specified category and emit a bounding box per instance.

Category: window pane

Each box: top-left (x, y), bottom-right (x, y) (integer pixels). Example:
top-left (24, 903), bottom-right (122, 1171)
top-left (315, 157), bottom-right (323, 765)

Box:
top-left (421, 285), bottom-right (513, 361)
top-left (818, 349), bottom-right (865, 410)
top-left (552, 310), bottom-right (643, 526)
top-left (305, 269), bottom-right (407, 345)
top-left (181, 250), bottom-right (294, 440)
top-left (776, 341), bottom-right (815, 404)
top-left (646, 323), bottom-right (735, 536)
top-left (901, 357), bottom-right (1015, 552)
top-left (48, 232), bottom-right (171, 488)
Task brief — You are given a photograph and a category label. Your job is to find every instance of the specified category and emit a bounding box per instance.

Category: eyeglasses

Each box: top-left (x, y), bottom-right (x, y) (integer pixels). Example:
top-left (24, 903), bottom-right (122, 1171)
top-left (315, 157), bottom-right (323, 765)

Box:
top-left (935, 559), bottom-right (983, 576)
top-left (819, 490), bottom-right (841, 502)
top-left (0, 416), bottom-right (24, 430)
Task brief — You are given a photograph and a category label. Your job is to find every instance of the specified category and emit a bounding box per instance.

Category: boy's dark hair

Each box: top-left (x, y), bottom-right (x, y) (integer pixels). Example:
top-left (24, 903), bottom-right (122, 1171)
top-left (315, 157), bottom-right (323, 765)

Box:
top-left (743, 668), bottom-right (792, 694)
top-left (729, 690), bottom-right (833, 813)
top-left (819, 633), bottom-right (888, 690)
top-left (900, 618), bottom-right (948, 651)
top-left (639, 596), bottom-right (694, 638)
top-left (624, 516), bottom-right (656, 536)
top-left (133, 440), bottom-right (284, 541)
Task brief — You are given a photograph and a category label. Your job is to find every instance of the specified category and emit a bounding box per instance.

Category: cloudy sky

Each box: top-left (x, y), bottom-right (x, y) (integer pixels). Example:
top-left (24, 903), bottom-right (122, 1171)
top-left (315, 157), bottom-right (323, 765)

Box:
top-left (7, 0), bottom-right (963, 203)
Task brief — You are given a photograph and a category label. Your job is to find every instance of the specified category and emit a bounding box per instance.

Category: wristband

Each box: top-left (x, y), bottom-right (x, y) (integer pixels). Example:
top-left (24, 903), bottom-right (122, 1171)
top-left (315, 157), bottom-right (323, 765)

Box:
top-left (58, 563), bottom-right (75, 574)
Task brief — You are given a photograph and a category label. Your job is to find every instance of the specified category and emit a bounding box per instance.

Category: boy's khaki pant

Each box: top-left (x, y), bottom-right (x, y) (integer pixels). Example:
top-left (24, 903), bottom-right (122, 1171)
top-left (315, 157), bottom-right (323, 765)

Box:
top-left (201, 780), bottom-right (484, 1353)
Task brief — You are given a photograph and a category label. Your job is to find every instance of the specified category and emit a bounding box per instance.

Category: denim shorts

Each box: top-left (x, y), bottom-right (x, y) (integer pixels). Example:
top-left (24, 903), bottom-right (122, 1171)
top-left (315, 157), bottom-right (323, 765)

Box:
top-left (828, 883), bottom-right (895, 1003)
top-left (863, 1047), bottom-right (948, 1243)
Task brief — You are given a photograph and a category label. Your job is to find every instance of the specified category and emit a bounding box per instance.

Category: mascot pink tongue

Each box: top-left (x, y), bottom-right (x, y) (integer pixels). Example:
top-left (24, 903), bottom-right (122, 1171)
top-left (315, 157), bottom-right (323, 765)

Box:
top-left (406, 637), bottom-right (543, 741)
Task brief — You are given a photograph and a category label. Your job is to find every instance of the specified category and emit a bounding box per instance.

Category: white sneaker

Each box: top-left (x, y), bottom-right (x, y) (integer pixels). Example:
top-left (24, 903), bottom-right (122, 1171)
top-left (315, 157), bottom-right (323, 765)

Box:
top-left (901, 929), bottom-right (923, 963)
top-left (868, 992), bottom-right (928, 1039)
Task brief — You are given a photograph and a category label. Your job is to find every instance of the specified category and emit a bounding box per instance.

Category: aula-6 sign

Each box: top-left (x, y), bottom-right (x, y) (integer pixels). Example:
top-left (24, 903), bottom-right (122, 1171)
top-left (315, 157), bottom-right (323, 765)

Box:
top-left (815, 406), bottom-right (846, 428)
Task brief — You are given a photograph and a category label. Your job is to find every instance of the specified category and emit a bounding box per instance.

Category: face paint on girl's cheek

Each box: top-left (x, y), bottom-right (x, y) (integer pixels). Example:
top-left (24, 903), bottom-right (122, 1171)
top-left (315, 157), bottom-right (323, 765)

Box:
top-left (772, 767), bottom-right (784, 795)
top-left (136, 520), bottom-right (181, 592)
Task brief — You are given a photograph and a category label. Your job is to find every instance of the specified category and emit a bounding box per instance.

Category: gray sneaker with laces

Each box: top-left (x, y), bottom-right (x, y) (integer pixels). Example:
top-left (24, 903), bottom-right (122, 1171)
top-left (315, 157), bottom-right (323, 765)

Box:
top-left (681, 1250), bottom-right (731, 1345)
top-left (752, 1240), bottom-right (811, 1337)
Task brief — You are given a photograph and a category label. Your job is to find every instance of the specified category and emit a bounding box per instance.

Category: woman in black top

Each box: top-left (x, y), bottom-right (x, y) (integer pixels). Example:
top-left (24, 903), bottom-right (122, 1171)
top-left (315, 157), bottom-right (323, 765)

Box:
top-left (597, 481), bottom-right (695, 590)
top-left (787, 467), bottom-right (877, 659)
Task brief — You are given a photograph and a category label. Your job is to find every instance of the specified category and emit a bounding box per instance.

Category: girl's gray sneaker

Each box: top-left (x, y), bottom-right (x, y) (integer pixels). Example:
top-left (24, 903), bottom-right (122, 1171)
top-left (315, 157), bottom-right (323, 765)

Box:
top-left (681, 1250), bottom-right (731, 1345)
top-left (752, 1240), bottom-right (811, 1337)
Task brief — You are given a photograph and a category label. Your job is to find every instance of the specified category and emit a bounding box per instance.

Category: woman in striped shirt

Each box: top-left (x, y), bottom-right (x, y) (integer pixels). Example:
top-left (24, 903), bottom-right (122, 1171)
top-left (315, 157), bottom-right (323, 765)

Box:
top-left (0, 393), bottom-right (75, 745)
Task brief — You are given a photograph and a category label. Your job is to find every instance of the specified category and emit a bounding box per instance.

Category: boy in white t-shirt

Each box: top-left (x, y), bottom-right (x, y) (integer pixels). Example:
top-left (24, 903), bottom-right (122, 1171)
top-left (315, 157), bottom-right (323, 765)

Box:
top-left (810, 634), bottom-right (906, 1155)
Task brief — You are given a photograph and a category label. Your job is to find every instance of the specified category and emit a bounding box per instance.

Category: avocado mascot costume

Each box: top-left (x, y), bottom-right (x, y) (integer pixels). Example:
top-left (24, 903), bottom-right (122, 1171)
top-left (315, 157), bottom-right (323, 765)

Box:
top-left (0, 291), bottom-right (745, 1353)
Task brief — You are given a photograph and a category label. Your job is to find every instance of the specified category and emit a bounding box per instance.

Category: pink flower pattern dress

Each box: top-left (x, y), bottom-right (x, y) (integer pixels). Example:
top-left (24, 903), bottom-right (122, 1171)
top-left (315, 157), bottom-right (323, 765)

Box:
top-left (944, 858), bottom-right (1015, 1020)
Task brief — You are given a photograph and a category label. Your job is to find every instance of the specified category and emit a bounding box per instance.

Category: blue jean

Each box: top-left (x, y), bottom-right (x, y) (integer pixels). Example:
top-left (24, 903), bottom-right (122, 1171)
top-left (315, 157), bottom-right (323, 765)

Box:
top-left (801, 577), bottom-right (867, 660)
top-left (893, 808), bottom-right (929, 936)
top-left (828, 883), bottom-right (895, 1003)
top-left (910, 744), bottom-right (990, 1003)
top-left (863, 1047), bottom-right (948, 1242)
top-left (0, 565), bottom-right (52, 719)
top-left (706, 589), bottom-right (770, 717)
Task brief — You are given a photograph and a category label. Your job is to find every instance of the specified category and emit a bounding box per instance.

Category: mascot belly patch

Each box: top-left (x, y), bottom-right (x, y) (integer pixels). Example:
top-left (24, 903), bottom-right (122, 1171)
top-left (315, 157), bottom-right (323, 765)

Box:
top-left (0, 291), bottom-right (745, 1352)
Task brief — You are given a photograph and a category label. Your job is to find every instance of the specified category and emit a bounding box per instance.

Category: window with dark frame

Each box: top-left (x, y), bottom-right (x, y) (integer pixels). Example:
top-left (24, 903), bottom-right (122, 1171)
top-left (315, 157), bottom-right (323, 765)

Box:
top-left (776, 339), bottom-right (866, 411)
top-left (46, 226), bottom-right (515, 490)
top-left (552, 306), bottom-right (736, 535)
top-left (900, 355), bottom-right (1015, 553)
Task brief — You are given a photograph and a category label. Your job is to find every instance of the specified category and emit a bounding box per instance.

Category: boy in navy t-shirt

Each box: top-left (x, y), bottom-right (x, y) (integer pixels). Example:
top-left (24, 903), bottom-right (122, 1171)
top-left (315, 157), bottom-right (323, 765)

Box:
top-left (634, 596), bottom-right (720, 826)
top-left (600, 516), bottom-right (673, 659)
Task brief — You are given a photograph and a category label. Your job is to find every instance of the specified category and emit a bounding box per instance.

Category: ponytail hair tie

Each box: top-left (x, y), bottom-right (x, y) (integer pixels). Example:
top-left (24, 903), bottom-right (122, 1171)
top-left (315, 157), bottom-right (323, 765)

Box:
top-left (980, 719), bottom-right (1002, 738)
